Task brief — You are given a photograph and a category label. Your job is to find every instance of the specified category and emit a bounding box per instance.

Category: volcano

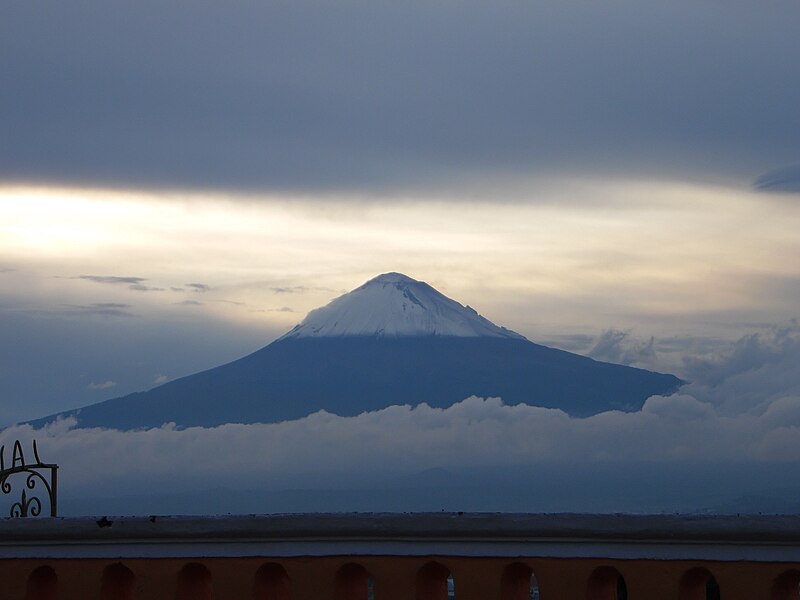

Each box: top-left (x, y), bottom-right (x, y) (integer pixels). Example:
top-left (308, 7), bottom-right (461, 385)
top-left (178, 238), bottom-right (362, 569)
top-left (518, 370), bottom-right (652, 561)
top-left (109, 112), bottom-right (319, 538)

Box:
top-left (31, 273), bottom-right (681, 429)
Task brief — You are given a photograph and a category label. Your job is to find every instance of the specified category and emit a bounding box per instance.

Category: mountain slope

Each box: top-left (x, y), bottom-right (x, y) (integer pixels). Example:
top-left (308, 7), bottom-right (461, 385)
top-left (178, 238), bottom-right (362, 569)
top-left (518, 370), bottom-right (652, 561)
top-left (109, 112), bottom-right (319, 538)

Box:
top-left (30, 273), bottom-right (682, 430)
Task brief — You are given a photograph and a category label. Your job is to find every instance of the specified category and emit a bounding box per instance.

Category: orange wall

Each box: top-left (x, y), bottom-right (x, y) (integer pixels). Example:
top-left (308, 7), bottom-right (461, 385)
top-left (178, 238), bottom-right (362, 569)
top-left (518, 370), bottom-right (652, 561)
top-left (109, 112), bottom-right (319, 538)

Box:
top-left (2, 555), bottom-right (799, 600)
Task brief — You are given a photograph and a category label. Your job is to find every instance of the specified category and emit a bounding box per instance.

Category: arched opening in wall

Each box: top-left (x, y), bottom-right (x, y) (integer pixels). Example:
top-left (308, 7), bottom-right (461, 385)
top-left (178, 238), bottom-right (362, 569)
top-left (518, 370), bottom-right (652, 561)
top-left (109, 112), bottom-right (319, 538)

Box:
top-left (334, 563), bottom-right (372, 600)
top-left (772, 570), bottom-right (800, 600)
top-left (253, 563), bottom-right (291, 600)
top-left (587, 567), bottom-right (626, 600)
top-left (500, 563), bottom-right (539, 600)
top-left (679, 567), bottom-right (721, 600)
top-left (176, 562), bottom-right (214, 600)
top-left (25, 566), bottom-right (58, 600)
top-left (416, 562), bottom-right (452, 600)
top-left (101, 563), bottom-right (136, 600)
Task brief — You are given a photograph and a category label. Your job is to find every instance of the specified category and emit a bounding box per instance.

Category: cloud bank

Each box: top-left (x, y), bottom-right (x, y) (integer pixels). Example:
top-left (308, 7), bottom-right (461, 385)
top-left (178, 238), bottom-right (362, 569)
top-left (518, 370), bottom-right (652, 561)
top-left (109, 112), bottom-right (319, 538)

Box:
top-left (8, 392), bottom-right (799, 486)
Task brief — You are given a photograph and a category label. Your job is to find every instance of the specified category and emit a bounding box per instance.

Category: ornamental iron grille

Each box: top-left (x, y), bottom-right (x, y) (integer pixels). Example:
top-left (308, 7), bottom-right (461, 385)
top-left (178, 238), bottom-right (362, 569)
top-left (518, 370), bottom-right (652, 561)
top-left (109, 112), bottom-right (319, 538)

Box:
top-left (0, 440), bottom-right (58, 517)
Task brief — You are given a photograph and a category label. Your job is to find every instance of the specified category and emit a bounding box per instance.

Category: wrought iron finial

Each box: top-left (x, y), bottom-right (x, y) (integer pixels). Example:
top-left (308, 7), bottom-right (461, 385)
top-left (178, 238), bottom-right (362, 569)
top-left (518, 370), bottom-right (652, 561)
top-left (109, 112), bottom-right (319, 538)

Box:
top-left (0, 439), bottom-right (58, 517)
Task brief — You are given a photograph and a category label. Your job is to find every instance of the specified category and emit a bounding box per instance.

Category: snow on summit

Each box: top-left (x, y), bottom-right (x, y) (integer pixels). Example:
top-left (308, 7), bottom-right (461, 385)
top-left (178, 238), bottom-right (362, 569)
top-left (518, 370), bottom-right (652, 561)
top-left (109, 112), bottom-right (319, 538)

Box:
top-left (280, 272), bottom-right (526, 340)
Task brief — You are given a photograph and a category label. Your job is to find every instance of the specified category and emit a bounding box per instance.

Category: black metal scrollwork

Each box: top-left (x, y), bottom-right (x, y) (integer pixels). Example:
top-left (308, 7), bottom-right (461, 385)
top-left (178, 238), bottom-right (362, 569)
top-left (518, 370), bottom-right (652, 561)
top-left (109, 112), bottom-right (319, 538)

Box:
top-left (0, 439), bottom-right (58, 517)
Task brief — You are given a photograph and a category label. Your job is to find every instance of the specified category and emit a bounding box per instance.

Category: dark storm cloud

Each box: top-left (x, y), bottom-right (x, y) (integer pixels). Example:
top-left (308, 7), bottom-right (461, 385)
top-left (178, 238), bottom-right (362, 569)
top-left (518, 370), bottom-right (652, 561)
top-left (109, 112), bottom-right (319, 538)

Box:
top-left (2, 1), bottom-right (799, 194)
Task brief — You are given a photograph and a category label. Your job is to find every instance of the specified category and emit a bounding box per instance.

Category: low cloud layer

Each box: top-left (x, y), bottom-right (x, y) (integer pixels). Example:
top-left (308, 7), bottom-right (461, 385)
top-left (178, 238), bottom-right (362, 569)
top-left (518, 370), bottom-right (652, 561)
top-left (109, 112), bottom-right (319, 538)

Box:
top-left (2, 325), bottom-right (799, 513)
top-left (10, 392), bottom-right (800, 484)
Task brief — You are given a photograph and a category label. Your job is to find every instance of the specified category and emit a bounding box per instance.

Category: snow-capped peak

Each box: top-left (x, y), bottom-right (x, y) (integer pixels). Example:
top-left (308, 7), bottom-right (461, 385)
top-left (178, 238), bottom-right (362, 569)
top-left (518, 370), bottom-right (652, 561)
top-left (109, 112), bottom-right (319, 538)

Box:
top-left (278, 272), bottom-right (526, 340)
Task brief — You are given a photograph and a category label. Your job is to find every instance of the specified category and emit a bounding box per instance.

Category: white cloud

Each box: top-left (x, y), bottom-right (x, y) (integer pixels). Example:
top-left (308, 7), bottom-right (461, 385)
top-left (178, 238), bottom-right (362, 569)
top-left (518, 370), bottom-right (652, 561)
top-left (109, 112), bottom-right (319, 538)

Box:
top-left (680, 322), bottom-right (800, 415)
top-left (87, 380), bottom-right (116, 390)
top-left (589, 329), bottom-right (657, 368)
top-left (2, 394), bottom-right (798, 499)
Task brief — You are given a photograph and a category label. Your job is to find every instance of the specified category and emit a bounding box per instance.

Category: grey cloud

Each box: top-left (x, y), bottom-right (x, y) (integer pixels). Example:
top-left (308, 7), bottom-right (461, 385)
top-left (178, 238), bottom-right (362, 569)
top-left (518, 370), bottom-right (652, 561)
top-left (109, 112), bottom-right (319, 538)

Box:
top-left (2, 1), bottom-right (799, 194)
top-left (589, 329), bottom-right (656, 367)
top-left (754, 164), bottom-right (800, 193)
top-left (0, 268), bottom-right (16, 273)
top-left (176, 300), bottom-right (203, 306)
top-left (563, 329), bottom-right (734, 376)
top-left (681, 322), bottom-right (800, 415)
top-left (185, 283), bottom-right (211, 293)
top-left (653, 335), bottom-right (730, 356)
top-left (78, 275), bottom-right (164, 292)
top-left (588, 330), bottom-right (629, 362)
top-left (265, 285), bottom-right (339, 294)
top-left (79, 275), bottom-right (146, 285)
top-left (270, 286), bottom-right (309, 294)
top-left (683, 323), bottom-right (799, 388)
top-left (65, 303), bottom-right (135, 318)
top-left (128, 284), bottom-right (165, 292)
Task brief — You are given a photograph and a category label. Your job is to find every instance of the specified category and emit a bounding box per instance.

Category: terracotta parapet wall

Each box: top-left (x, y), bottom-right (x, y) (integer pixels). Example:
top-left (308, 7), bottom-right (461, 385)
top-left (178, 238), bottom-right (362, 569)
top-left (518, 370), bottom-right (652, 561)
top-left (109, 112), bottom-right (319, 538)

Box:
top-left (2, 514), bottom-right (799, 600)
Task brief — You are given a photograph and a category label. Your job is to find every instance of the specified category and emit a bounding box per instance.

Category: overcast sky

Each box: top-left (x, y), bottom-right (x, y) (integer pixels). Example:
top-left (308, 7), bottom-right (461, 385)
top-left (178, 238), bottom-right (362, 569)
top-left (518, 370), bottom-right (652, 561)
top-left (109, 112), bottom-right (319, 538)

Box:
top-left (1, 1), bottom-right (800, 433)
top-left (3, 1), bottom-right (800, 192)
